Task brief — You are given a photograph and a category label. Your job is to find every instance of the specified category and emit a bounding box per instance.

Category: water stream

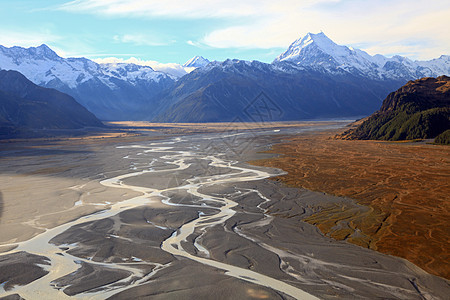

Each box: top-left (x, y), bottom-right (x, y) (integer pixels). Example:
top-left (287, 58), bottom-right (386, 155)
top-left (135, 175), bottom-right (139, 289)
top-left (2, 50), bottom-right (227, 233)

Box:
top-left (1, 137), bottom-right (319, 299)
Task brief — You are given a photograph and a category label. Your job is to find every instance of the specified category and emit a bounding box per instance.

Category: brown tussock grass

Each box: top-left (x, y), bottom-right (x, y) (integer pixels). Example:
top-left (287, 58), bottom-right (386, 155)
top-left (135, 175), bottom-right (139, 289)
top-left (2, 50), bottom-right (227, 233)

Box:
top-left (250, 130), bottom-right (450, 279)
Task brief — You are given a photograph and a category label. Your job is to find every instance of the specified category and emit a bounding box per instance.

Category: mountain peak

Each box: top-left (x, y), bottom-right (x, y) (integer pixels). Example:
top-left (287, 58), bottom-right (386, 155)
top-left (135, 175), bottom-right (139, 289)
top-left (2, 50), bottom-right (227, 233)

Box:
top-left (274, 32), bottom-right (345, 64)
top-left (305, 32), bottom-right (335, 46)
top-left (304, 31), bottom-right (330, 42)
top-left (0, 44), bottom-right (60, 61)
top-left (183, 56), bottom-right (210, 68)
top-left (36, 44), bottom-right (51, 50)
top-left (33, 44), bottom-right (60, 59)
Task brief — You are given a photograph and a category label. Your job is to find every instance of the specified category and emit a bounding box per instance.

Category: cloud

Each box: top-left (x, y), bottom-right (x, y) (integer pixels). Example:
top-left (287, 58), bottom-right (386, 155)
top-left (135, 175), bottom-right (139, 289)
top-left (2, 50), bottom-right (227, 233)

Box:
top-left (58, 0), bottom-right (450, 60)
top-left (58, 0), bottom-right (273, 18)
top-left (187, 40), bottom-right (204, 48)
top-left (201, 0), bottom-right (450, 59)
top-left (94, 56), bottom-right (174, 68)
top-left (113, 34), bottom-right (173, 46)
top-left (0, 29), bottom-right (61, 48)
top-left (0, 28), bottom-right (101, 58)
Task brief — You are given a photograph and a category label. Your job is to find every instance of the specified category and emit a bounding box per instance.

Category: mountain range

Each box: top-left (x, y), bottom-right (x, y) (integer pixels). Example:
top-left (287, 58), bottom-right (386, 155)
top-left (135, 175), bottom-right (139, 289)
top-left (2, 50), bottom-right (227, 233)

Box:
top-left (1, 32), bottom-right (449, 122)
top-left (152, 33), bottom-right (449, 122)
top-left (0, 70), bottom-right (103, 138)
top-left (152, 59), bottom-right (403, 122)
top-left (0, 45), bottom-right (176, 120)
top-left (275, 32), bottom-right (449, 80)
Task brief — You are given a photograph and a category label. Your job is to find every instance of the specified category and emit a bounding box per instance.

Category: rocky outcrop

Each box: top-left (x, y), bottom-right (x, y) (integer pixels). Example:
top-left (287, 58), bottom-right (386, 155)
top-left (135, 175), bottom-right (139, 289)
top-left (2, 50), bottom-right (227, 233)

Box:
top-left (338, 76), bottom-right (450, 142)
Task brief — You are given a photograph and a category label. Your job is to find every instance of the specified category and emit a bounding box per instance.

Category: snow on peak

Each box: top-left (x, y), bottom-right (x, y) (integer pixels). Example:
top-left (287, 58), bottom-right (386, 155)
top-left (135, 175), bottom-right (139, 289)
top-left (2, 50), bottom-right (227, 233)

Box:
top-left (302, 32), bottom-right (337, 49)
top-left (183, 56), bottom-right (210, 68)
top-left (34, 44), bottom-right (59, 59)
top-left (93, 57), bottom-right (188, 79)
top-left (274, 32), bottom-right (450, 80)
top-left (101, 62), bottom-right (155, 73)
top-left (0, 44), bottom-right (173, 89)
top-left (99, 62), bottom-right (169, 84)
top-left (275, 32), bottom-right (353, 64)
top-left (0, 44), bottom-right (61, 62)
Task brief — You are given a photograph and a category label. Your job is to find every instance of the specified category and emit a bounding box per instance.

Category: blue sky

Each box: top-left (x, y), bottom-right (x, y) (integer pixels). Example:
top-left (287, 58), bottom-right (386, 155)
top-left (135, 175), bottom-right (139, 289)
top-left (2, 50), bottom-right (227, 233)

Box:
top-left (1, 0), bottom-right (449, 64)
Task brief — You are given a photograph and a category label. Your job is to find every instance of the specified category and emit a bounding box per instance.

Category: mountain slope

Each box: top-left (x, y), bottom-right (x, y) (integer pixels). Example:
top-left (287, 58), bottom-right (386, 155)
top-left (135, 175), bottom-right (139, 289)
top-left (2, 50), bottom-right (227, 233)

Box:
top-left (0, 44), bottom-right (176, 120)
top-left (338, 76), bottom-right (450, 142)
top-left (153, 59), bottom-right (404, 122)
top-left (0, 70), bottom-right (103, 138)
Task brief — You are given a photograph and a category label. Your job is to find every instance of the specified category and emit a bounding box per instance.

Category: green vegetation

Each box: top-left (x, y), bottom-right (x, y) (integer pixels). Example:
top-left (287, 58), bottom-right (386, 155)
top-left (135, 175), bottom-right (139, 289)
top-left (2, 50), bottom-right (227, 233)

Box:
top-left (434, 129), bottom-right (450, 145)
top-left (343, 76), bottom-right (450, 142)
top-left (354, 106), bottom-right (449, 141)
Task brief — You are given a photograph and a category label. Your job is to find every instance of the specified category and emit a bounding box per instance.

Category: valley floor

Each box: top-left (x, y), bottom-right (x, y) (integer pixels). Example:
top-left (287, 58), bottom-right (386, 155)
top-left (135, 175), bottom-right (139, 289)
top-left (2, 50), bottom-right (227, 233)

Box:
top-left (0, 122), bottom-right (448, 299)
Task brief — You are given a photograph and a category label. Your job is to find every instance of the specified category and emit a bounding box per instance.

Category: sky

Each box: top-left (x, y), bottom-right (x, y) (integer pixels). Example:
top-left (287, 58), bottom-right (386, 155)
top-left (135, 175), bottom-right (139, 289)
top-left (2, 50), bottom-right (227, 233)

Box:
top-left (0, 0), bottom-right (449, 65)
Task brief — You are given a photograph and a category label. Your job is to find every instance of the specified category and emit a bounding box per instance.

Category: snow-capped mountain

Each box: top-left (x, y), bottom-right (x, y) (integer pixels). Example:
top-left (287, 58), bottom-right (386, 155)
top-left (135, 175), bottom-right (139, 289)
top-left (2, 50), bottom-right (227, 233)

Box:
top-left (1, 35), bottom-right (448, 123)
top-left (0, 44), bottom-right (176, 120)
top-left (183, 56), bottom-right (210, 68)
top-left (153, 34), bottom-right (450, 122)
top-left (93, 57), bottom-right (192, 79)
top-left (274, 32), bottom-right (450, 80)
top-left (94, 56), bottom-right (211, 79)
top-left (0, 44), bottom-right (173, 89)
top-left (153, 58), bottom-right (404, 122)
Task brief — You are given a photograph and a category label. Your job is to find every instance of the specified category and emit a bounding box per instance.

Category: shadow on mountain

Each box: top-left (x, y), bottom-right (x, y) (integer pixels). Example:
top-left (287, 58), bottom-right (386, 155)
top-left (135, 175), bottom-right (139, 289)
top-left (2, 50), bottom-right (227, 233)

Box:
top-left (0, 69), bottom-right (104, 140)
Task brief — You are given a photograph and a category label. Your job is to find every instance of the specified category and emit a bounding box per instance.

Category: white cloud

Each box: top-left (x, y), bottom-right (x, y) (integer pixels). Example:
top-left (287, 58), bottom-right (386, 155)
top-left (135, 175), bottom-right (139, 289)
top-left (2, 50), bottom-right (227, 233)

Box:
top-left (0, 29), bottom-right (61, 48)
top-left (58, 0), bottom-right (274, 18)
top-left (187, 40), bottom-right (204, 48)
top-left (113, 34), bottom-right (174, 46)
top-left (58, 0), bottom-right (450, 60)
top-left (0, 29), bottom-right (102, 58)
top-left (94, 56), bottom-right (170, 67)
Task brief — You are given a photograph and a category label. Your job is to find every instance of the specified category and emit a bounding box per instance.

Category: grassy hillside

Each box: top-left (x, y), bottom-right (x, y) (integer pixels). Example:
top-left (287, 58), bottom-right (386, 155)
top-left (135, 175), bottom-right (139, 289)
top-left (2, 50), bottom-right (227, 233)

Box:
top-left (339, 76), bottom-right (450, 143)
top-left (434, 129), bottom-right (450, 145)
